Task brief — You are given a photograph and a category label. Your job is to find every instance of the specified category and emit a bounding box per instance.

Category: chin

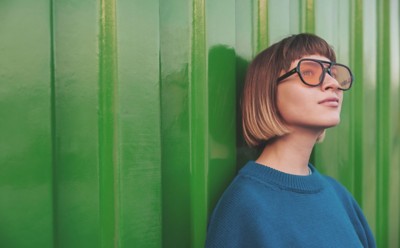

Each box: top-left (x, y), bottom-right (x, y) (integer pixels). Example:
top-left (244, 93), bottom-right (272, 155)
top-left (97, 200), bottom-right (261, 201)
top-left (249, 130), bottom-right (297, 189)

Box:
top-left (306, 116), bottom-right (341, 129)
top-left (287, 115), bottom-right (341, 129)
top-left (322, 118), bottom-right (341, 128)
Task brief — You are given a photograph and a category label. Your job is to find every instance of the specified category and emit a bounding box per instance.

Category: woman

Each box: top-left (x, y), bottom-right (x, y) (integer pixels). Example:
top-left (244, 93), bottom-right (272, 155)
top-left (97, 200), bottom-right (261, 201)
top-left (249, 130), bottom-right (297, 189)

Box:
top-left (205, 33), bottom-right (376, 247)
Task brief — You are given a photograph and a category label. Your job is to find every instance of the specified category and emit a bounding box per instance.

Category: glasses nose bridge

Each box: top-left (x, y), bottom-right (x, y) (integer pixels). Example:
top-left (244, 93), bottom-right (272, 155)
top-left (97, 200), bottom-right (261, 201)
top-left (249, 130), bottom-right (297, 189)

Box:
top-left (320, 61), bottom-right (334, 77)
top-left (324, 67), bottom-right (332, 76)
top-left (321, 61), bottom-right (332, 71)
top-left (320, 66), bottom-right (341, 90)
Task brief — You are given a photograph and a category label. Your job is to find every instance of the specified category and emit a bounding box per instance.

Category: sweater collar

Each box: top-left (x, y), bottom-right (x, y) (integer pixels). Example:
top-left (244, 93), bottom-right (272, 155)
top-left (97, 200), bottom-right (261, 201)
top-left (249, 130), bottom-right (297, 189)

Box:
top-left (239, 161), bottom-right (326, 193)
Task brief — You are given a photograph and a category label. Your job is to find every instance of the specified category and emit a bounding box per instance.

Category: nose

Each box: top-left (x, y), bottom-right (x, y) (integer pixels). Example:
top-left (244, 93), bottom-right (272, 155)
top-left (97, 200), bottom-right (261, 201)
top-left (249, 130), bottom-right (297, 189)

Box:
top-left (321, 71), bottom-right (341, 91)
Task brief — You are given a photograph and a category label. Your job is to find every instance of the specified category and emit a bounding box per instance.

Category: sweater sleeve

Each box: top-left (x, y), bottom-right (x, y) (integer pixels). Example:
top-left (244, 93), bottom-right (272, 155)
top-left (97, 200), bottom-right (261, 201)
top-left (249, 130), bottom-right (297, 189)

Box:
top-left (349, 196), bottom-right (376, 248)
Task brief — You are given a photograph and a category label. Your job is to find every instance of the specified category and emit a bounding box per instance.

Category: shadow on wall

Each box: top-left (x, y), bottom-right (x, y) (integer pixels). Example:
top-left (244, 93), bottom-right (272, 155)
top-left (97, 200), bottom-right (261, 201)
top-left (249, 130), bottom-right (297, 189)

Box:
top-left (233, 48), bottom-right (260, 171)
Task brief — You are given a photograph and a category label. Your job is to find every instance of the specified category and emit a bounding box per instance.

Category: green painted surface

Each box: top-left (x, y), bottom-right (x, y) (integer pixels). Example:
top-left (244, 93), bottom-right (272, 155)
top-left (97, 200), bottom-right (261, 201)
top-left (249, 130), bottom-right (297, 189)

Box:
top-left (160, 0), bottom-right (192, 247)
top-left (257, 0), bottom-right (269, 50)
top-left (99, 0), bottom-right (118, 247)
top-left (387, 1), bottom-right (400, 247)
top-left (302, 0), bottom-right (315, 33)
top-left (117, 0), bottom-right (162, 247)
top-left (206, 0), bottom-right (237, 220)
top-left (376, 0), bottom-right (391, 247)
top-left (268, 0), bottom-right (301, 39)
top-left (0, 1), bottom-right (53, 247)
top-left (349, 0), bottom-right (365, 209)
top-left (1, 0), bottom-right (399, 247)
top-left (190, 1), bottom-right (207, 246)
top-left (53, 0), bottom-right (101, 247)
top-left (360, 0), bottom-right (378, 238)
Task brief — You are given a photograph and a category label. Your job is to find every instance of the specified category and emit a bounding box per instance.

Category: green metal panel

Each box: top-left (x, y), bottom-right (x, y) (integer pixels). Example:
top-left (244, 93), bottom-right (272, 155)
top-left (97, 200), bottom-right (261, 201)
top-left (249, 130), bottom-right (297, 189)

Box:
top-left (190, 1), bottom-right (208, 247)
top-left (117, 0), bottom-right (162, 247)
top-left (388, 1), bottom-right (400, 247)
top-left (160, 1), bottom-right (237, 247)
top-left (205, 1), bottom-right (236, 248)
top-left (361, 0), bottom-right (378, 238)
top-left (53, 0), bottom-right (101, 246)
top-left (206, 0), bottom-right (236, 214)
top-left (376, 0), bottom-right (391, 246)
top-left (160, 1), bottom-right (192, 247)
top-left (258, 0), bottom-right (269, 49)
top-left (0, 1), bottom-right (53, 247)
top-left (1, 0), bottom-right (400, 247)
top-left (349, 0), bottom-right (365, 213)
top-left (99, 0), bottom-right (118, 247)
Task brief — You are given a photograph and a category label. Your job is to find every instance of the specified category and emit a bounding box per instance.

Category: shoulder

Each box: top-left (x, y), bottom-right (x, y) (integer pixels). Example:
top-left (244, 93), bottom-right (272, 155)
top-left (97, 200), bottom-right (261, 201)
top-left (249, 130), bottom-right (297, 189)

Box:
top-left (215, 162), bottom-right (282, 207)
top-left (205, 172), bottom-right (277, 247)
top-left (321, 175), bottom-right (376, 247)
top-left (211, 172), bottom-right (277, 216)
top-left (323, 175), bottom-right (352, 198)
top-left (322, 174), bottom-right (360, 210)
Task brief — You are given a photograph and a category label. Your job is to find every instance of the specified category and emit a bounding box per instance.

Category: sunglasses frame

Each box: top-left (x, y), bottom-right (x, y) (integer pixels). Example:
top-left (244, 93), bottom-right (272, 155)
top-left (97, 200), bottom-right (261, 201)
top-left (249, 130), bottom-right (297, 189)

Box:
top-left (276, 58), bottom-right (354, 91)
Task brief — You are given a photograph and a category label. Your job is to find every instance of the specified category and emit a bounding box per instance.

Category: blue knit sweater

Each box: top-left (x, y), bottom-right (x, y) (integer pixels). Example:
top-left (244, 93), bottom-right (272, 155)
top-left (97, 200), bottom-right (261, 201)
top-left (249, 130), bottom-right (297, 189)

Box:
top-left (205, 161), bottom-right (376, 248)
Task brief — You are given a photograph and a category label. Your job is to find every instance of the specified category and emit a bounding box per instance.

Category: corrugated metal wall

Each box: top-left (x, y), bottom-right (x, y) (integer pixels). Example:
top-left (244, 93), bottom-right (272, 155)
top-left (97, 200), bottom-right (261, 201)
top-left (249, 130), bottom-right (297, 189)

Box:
top-left (0, 0), bottom-right (399, 247)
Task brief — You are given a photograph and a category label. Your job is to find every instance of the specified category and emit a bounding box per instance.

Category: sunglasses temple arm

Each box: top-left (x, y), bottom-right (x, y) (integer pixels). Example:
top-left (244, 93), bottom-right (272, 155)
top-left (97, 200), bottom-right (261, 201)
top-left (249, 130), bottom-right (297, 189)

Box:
top-left (277, 68), bottom-right (297, 83)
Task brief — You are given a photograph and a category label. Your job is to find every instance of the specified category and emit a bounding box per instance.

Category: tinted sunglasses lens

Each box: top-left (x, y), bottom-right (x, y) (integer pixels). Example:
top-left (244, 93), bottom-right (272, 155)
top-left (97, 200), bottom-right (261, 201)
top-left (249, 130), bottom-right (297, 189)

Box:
top-left (331, 65), bottom-right (352, 90)
top-left (299, 60), bottom-right (323, 85)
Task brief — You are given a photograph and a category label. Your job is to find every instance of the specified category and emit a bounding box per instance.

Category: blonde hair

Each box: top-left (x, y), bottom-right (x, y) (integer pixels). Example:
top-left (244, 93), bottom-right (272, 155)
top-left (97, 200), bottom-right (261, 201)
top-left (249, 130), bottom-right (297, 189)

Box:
top-left (242, 33), bottom-right (336, 147)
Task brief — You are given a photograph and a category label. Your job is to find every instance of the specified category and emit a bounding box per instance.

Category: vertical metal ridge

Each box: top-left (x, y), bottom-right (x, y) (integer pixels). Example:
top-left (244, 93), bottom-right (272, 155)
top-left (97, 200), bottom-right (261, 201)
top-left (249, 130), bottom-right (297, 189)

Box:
top-left (251, 0), bottom-right (257, 55)
top-left (257, 0), bottom-right (269, 50)
top-left (98, 0), bottom-right (118, 247)
top-left (190, 0), bottom-right (208, 247)
top-left (157, 1), bottom-right (164, 245)
top-left (350, 0), bottom-right (364, 205)
top-left (300, 0), bottom-right (315, 33)
top-left (49, 0), bottom-right (57, 246)
top-left (376, 0), bottom-right (390, 246)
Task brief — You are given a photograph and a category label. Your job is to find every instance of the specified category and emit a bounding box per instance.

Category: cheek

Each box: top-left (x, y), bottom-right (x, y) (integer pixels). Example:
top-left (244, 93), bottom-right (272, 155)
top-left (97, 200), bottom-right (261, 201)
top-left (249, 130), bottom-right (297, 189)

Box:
top-left (277, 87), bottom-right (312, 120)
top-left (339, 92), bottom-right (344, 106)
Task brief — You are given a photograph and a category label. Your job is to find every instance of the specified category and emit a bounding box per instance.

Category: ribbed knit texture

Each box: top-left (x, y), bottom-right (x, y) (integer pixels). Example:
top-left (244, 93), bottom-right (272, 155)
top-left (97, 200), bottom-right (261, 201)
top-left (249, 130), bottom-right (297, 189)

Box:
top-left (205, 161), bottom-right (376, 248)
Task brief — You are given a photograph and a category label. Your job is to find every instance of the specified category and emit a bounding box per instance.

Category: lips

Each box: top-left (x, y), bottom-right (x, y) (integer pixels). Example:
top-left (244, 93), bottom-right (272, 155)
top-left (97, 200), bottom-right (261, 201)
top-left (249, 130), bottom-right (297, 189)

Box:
top-left (318, 97), bottom-right (340, 107)
top-left (318, 97), bottom-right (339, 104)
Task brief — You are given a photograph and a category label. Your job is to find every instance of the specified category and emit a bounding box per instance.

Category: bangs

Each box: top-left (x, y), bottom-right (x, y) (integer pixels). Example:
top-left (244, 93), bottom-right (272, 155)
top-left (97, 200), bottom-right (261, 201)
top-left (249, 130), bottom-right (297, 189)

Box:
top-left (277, 33), bottom-right (336, 71)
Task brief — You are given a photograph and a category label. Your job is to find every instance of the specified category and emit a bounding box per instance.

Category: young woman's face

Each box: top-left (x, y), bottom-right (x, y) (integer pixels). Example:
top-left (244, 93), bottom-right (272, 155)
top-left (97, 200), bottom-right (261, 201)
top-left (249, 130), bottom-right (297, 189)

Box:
top-left (276, 54), bottom-right (344, 132)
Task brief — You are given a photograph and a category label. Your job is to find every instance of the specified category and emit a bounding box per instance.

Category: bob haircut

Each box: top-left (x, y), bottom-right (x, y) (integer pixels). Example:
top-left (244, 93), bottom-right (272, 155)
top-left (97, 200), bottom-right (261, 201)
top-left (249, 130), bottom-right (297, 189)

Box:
top-left (242, 33), bottom-right (336, 147)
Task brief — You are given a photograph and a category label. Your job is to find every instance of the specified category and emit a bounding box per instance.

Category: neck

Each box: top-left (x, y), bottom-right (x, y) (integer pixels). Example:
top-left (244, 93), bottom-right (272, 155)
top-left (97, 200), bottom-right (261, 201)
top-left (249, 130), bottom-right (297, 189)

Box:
top-left (256, 128), bottom-right (322, 175)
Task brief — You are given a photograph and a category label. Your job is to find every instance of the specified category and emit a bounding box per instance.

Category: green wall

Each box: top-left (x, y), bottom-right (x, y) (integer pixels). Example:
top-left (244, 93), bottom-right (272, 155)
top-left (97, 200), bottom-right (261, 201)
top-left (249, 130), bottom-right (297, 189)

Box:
top-left (0, 0), bottom-right (399, 247)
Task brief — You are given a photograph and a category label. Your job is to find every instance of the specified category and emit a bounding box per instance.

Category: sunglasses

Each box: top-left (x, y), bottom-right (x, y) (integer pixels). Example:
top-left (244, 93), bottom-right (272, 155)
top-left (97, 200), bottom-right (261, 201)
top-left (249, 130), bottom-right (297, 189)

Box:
top-left (277, 58), bottom-right (354, 91)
